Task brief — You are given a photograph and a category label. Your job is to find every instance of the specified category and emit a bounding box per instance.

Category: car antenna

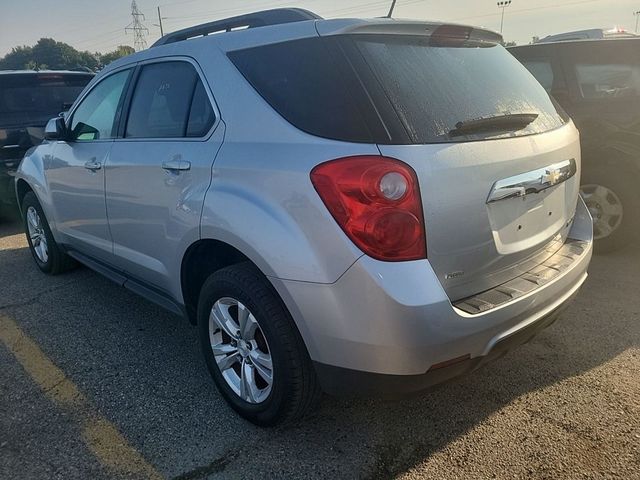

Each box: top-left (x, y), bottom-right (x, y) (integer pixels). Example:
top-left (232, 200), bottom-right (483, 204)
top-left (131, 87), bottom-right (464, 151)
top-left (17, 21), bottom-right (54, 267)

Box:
top-left (386, 0), bottom-right (397, 18)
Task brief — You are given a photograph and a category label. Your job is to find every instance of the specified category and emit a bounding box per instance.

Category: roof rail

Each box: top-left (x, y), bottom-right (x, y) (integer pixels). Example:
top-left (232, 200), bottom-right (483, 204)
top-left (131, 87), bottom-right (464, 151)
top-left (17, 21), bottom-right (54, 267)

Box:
top-left (151, 8), bottom-right (322, 47)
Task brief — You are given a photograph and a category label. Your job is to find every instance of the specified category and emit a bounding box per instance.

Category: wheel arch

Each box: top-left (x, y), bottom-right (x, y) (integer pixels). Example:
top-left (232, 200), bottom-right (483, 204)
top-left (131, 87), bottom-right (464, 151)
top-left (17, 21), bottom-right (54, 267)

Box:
top-left (15, 178), bottom-right (34, 212)
top-left (181, 238), bottom-right (260, 324)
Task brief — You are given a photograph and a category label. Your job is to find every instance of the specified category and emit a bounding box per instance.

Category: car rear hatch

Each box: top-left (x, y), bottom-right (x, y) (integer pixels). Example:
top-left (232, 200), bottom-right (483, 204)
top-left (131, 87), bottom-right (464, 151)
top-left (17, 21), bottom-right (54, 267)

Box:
top-left (320, 21), bottom-right (580, 300)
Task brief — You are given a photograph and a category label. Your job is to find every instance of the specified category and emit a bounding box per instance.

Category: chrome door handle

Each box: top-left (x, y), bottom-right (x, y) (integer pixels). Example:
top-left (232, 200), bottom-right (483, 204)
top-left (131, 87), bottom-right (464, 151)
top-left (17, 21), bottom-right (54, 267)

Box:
top-left (84, 158), bottom-right (102, 171)
top-left (162, 159), bottom-right (191, 171)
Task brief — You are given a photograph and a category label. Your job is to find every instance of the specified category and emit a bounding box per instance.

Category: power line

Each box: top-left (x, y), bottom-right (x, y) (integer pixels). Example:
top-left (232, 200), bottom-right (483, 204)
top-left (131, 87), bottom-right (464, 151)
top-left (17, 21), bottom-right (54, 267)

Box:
top-left (452, 0), bottom-right (605, 22)
top-left (125, 0), bottom-right (149, 51)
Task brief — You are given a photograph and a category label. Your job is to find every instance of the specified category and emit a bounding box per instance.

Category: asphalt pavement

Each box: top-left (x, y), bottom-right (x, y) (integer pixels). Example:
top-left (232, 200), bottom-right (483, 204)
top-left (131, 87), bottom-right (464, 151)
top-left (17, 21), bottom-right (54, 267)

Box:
top-left (0, 217), bottom-right (638, 479)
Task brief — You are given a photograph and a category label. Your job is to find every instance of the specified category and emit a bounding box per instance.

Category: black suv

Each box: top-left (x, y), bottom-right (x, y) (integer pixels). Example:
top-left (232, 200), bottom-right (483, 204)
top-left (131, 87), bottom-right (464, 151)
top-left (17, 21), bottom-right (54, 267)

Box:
top-left (510, 39), bottom-right (640, 252)
top-left (0, 70), bottom-right (93, 216)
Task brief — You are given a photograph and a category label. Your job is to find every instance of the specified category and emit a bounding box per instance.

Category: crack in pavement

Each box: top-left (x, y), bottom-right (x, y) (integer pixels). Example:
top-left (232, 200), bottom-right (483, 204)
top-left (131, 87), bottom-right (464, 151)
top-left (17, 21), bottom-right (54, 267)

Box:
top-left (170, 448), bottom-right (241, 480)
top-left (0, 279), bottom-right (83, 311)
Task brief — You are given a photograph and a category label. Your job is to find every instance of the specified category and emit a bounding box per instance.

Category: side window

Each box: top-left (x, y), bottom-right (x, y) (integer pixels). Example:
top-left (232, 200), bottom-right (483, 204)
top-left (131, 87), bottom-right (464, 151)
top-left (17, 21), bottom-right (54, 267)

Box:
top-left (575, 63), bottom-right (640, 99)
top-left (186, 80), bottom-right (215, 137)
top-left (521, 60), bottom-right (554, 92)
top-left (126, 61), bottom-right (215, 138)
top-left (70, 70), bottom-right (130, 141)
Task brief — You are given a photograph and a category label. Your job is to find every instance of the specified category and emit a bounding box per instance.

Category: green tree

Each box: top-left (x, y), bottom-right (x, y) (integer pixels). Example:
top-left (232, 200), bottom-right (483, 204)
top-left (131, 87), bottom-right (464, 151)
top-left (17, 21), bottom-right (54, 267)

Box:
top-left (99, 45), bottom-right (135, 67)
top-left (0, 38), bottom-right (135, 72)
top-left (0, 45), bottom-right (35, 70)
top-left (0, 38), bottom-right (98, 70)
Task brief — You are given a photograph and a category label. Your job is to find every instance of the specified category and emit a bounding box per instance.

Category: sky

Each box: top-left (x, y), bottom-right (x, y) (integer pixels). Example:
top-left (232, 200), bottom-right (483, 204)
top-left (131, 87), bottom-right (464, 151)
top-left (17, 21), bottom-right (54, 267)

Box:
top-left (0, 0), bottom-right (638, 55)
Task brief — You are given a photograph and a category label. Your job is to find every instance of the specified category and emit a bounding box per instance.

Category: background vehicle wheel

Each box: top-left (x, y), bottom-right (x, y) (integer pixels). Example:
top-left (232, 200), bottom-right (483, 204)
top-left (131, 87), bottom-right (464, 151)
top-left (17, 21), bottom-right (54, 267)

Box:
top-left (197, 262), bottom-right (321, 426)
top-left (580, 162), bottom-right (640, 253)
top-left (21, 192), bottom-right (77, 274)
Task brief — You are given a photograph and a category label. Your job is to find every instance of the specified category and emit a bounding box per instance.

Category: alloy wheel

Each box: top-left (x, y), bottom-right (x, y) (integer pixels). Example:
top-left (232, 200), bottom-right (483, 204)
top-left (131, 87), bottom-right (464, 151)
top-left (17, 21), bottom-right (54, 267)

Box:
top-left (26, 206), bottom-right (49, 263)
top-left (209, 297), bottom-right (273, 404)
top-left (580, 184), bottom-right (624, 240)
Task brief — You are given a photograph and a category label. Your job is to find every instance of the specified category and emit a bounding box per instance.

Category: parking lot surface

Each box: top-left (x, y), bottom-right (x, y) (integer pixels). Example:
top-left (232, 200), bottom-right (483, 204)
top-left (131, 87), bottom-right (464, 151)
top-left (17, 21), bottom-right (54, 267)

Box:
top-left (0, 217), bottom-right (638, 480)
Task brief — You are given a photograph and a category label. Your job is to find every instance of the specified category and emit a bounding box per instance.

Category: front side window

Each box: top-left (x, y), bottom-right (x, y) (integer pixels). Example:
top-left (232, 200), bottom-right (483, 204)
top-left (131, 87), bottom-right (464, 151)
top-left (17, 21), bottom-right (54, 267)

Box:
top-left (70, 70), bottom-right (130, 141)
top-left (575, 63), bottom-right (640, 99)
top-left (125, 62), bottom-right (215, 138)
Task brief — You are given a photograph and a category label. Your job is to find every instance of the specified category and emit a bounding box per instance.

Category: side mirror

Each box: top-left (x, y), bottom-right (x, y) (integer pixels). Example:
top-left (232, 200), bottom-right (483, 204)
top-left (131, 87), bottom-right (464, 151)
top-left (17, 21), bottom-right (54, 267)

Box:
top-left (44, 117), bottom-right (67, 141)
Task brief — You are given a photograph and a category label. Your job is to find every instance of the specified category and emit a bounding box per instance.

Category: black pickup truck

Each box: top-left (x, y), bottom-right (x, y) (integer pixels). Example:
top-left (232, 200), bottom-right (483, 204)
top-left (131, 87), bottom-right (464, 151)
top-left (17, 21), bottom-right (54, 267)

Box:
top-left (0, 70), bottom-right (93, 217)
top-left (510, 39), bottom-right (640, 252)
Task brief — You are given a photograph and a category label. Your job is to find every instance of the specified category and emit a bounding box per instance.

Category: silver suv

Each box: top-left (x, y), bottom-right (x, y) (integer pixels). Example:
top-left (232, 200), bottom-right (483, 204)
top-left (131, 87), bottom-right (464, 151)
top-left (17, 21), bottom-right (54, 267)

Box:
top-left (16, 9), bottom-right (593, 425)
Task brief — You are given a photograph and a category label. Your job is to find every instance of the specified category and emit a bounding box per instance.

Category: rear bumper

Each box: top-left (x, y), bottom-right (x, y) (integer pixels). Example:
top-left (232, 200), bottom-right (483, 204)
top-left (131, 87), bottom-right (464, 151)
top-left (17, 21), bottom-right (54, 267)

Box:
top-left (313, 286), bottom-right (576, 396)
top-left (270, 197), bottom-right (593, 393)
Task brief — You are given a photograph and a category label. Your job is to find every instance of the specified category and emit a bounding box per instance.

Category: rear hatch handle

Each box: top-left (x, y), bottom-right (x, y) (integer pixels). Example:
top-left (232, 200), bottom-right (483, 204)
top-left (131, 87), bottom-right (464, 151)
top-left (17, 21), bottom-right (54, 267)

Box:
top-left (487, 158), bottom-right (577, 203)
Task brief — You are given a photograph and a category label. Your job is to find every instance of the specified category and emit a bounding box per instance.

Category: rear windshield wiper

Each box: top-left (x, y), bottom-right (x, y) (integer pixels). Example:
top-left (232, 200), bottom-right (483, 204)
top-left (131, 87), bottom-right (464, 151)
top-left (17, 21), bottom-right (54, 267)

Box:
top-left (448, 113), bottom-right (539, 137)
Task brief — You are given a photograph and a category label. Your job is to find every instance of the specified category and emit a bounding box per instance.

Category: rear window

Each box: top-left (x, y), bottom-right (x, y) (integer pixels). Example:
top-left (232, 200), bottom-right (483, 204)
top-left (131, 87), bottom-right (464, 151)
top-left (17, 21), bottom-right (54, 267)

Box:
top-left (229, 35), bottom-right (567, 144)
top-left (0, 74), bottom-right (90, 115)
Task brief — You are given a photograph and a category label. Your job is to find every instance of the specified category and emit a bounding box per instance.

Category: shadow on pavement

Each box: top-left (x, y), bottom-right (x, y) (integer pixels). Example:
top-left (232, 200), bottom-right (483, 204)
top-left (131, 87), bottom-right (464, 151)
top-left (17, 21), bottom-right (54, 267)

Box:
top-left (0, 228), bottom-right (638, 479)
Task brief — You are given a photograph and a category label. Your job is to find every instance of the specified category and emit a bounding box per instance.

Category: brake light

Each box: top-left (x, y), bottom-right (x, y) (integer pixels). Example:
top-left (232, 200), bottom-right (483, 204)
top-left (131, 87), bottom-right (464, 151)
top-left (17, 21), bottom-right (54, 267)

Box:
top-left (310, 156), bottom-right (426, 262)
top-left (430, 25), bottom-right (473, 47)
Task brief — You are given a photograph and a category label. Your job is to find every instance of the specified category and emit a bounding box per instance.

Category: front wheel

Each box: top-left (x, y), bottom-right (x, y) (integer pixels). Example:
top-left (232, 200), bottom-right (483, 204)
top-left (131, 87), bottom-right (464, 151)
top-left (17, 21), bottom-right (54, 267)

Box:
top-left (197, 263), bottom-right (321, 426)
top-left (22, 192), bottom-right (76, 274)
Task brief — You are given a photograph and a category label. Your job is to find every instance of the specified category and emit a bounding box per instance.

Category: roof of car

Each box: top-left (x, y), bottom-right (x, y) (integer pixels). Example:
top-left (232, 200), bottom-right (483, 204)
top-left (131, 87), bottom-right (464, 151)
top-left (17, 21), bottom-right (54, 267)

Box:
top-left (0, 70), bottom-right (94, 76)
top-left (509, 36), bottom-right (640, 49)
top-left (103, 8), bottom-right (502, 75)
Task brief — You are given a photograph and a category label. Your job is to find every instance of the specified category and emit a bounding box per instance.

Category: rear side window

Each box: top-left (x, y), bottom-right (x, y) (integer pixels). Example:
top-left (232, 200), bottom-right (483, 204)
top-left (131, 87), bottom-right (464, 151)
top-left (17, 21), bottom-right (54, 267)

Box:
top-left (575, 63), bottom-right (640, 99)
top-left (228, 38), bottom-right (374, 143)
top-left (126, 61), bottom-right (215, 138)
top-left (229, 35), bottom-right (567, 144)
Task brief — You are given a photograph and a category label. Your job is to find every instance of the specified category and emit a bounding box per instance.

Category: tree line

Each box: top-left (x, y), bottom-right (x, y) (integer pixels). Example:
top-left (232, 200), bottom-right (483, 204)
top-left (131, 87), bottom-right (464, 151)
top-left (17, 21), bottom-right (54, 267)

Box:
top-left (0, 38), bottom-right (135, 72)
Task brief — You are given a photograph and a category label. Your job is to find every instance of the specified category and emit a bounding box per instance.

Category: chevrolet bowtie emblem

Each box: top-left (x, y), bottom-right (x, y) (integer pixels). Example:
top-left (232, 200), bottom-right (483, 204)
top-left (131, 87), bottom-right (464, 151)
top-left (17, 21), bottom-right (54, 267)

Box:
top-left (541, 168), bottom-right (563, 186)
top-left (486, 158), bottom-right (577, 204)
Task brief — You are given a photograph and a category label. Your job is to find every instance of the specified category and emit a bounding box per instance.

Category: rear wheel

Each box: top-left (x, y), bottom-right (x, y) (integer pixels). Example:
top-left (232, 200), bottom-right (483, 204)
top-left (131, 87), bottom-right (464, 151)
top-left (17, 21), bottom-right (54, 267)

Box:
top-left (581, 162), bottom-right (639, 253)
top-left (22, 192), bottom-right (76, 274)
top-left (197, 262), bottom-right (321, 426)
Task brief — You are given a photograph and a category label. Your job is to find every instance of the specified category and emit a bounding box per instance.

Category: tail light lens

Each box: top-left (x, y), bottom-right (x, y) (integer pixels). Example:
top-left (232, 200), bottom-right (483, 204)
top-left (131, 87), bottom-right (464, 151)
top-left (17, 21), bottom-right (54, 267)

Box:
top-left (310, 155), bottom-right (426, 262)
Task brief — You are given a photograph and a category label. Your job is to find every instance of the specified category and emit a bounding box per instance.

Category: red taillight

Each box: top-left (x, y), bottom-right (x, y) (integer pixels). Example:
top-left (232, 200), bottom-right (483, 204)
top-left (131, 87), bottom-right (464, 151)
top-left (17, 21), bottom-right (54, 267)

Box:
top-left (310, 156), bottom-right (426, 262)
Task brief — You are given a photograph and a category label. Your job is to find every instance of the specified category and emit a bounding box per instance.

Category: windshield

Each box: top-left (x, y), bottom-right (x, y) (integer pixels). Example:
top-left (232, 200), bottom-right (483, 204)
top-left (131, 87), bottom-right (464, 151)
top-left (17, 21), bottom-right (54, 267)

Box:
top-left (351, 35), bottom-right (567, 143)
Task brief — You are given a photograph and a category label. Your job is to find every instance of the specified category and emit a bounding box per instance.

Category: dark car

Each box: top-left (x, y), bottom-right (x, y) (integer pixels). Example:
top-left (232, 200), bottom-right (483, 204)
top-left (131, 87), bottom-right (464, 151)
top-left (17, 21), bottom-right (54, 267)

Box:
top-left (510, 39), bottom-right (640, 252)
top-left (0, 70), bottom-right (93, 216)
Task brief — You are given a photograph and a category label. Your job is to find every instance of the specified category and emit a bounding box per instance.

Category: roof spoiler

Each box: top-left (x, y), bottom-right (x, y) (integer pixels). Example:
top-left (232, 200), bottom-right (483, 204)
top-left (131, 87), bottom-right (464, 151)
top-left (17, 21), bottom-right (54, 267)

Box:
top-left (316, 19), bottom-right (503, 45)
top-left (151, 8), bottom-right (322, 47)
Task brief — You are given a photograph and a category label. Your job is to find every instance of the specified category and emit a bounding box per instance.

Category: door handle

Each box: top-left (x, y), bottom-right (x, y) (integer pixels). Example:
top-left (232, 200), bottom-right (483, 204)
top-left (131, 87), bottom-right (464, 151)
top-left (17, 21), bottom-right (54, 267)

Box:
top-left (84, 158), bottom-right (102, 171)
top-left (162, 159), bottom-right (191, 171)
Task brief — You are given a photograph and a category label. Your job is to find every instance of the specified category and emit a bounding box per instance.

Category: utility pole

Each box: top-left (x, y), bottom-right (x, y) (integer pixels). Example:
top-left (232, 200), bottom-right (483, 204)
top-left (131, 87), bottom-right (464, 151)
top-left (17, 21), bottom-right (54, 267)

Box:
top-left (386, 0), bottom-right (397, 18)
top-left (154, 6), bottom-right (166, 37)
top-left (635, 10), bottom-right (640, 34)
top-left (497, 0), bottom-right (512, 35)
top-left (125, 0), bottom-right (149, 51)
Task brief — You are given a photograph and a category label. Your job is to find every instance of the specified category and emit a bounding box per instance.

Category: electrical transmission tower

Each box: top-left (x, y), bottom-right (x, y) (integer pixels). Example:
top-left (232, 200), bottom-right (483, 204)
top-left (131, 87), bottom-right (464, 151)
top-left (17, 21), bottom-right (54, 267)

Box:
top-left (125, 0), bottom-right (149, 51)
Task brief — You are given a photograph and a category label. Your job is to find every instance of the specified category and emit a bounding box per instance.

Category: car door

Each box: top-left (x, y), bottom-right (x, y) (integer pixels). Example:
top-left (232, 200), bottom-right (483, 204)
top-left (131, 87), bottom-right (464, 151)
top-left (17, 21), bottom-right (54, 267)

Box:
top-left (47, 68), bottom-right (132, 261)
top-left (106, 59), bottom-right (221, 297)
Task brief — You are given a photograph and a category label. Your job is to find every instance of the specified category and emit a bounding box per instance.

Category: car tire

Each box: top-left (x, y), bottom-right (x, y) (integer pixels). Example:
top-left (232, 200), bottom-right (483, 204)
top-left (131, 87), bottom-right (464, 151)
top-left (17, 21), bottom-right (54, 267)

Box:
top-left (581, 161), bottom-right (640, 253)
top-left (197, 262), bottom-right (321, 426)
top-left (22, 191), bottom-right (77, 274)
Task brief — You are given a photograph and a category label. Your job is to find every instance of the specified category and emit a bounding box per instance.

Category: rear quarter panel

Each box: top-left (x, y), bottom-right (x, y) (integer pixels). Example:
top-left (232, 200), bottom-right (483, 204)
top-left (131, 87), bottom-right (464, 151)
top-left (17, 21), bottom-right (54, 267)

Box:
top-left (196, 45), bottom-right (373, 283)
